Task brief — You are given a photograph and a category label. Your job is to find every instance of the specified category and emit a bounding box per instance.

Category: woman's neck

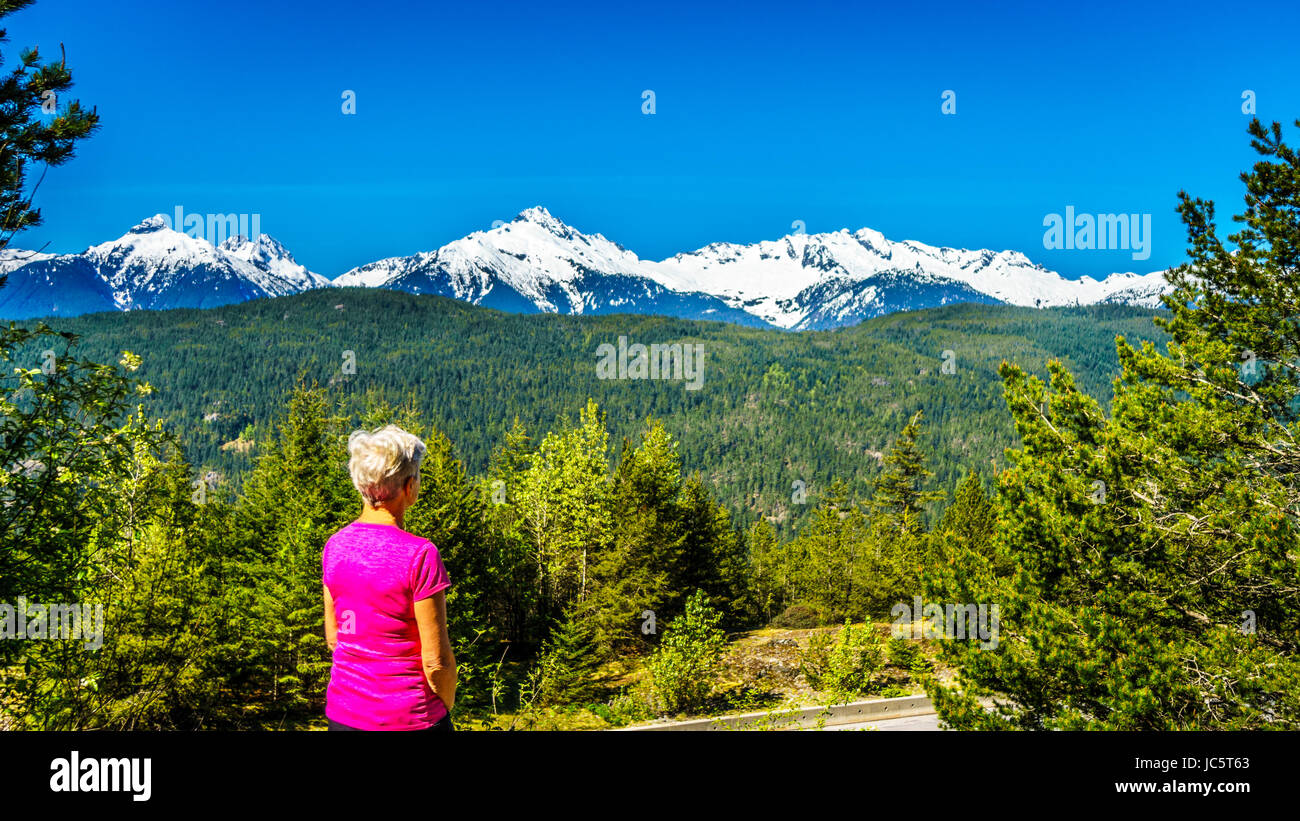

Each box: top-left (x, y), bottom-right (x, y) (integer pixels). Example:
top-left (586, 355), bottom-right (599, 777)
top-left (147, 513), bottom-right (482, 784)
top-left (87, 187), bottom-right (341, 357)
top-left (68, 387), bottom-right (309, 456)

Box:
top-left (358, 504), bottom-right (403, 528)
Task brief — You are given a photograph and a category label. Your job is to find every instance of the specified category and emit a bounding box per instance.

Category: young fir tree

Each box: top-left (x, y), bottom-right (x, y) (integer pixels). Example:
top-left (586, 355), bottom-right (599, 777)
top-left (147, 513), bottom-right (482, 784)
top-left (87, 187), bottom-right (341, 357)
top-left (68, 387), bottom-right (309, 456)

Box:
top-left (932, 471), bottom-right (997, 565)
top-left (669, 475), bottom-right (752, 628)
top-left (925, 119), bottom-right (1300, 730)
top-left (788, 479), bottom-right (874, 622)
top-left (587, 423), bottom-right (677, 653)
top-left (534, 603), bottom-right (602, 706)
top-left (231, 381), bottom-right (353, 718)
top-left (870, 410), bottom-right (940, 535)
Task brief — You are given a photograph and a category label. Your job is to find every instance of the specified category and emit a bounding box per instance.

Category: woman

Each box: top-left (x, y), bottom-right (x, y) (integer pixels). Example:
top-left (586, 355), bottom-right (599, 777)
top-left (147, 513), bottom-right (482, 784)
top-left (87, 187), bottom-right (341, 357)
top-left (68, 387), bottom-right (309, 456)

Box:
top-left (322, 424), bottom-right (457, 731)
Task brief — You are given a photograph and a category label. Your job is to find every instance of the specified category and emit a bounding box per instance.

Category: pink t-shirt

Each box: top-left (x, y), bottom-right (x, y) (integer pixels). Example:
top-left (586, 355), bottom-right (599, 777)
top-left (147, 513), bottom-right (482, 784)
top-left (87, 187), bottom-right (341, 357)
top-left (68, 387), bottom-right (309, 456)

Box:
top-left (322, 521), bottom-right (452, 730)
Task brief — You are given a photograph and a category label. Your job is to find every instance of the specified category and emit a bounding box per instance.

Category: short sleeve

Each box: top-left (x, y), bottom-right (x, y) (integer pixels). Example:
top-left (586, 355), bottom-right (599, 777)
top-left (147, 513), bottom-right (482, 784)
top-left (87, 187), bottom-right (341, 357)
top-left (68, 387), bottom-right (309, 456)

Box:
top-left (410, 540), bottom-right (452, 601)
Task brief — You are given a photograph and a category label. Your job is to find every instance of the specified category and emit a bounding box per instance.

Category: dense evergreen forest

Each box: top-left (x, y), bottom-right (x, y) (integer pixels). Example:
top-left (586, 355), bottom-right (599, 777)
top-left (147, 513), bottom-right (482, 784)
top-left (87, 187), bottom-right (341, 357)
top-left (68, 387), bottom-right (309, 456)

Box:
top-left (32, 295), bottom-right (1167, 534)
top-left (0, 291), bottom-right (1172, 729)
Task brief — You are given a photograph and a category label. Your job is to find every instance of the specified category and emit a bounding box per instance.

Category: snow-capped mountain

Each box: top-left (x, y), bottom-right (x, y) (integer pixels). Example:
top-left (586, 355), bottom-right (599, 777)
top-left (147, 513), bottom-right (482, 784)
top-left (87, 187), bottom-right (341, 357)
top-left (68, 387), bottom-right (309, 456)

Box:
top-left (333, 206), bottom-right (768, 325)
top-left (0, 216), bottom-right (330, 318)
top-left (0, 207), bottom-right (1173, 327)
top-left (335, 208), bottom-right (1171, 330)
top-left (642, 228), bottom-right (1171, 329)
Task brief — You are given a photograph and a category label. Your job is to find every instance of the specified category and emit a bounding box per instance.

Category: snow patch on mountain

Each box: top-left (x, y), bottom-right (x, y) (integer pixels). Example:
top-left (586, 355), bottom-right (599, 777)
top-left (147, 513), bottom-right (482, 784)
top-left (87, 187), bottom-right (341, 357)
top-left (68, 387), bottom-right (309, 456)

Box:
top-left (0, 248), bottom-right (56, 274)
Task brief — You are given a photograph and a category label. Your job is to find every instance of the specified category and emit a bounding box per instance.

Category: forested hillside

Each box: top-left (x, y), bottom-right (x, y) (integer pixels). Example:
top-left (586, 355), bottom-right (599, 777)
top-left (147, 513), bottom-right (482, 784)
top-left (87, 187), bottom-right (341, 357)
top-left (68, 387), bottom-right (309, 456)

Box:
top-left (29, 292), bottom-right (1166, 532)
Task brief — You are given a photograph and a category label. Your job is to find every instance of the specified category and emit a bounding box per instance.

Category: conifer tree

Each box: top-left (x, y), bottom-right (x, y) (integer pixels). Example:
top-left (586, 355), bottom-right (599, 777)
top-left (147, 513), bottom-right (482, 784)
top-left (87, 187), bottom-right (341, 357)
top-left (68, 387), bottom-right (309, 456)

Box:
top-left (232, 381), bottom-right (352, 716)
top-left (534, 603), bottom-right (602, 706)
top-left (933, 471), bottom-right (996, 564)
top-left (669, 475), bottom-right (751, 627)
top-left (587, 423), bottom-right (677, 652)
top-left (870, 410), bottom-right (939, 534)
top-left (788, 479), bottom-right (874, 622)
top-left (927, 119), bottom-right (1300, 729)
top-left (0, 0), bottom-right (98, 257)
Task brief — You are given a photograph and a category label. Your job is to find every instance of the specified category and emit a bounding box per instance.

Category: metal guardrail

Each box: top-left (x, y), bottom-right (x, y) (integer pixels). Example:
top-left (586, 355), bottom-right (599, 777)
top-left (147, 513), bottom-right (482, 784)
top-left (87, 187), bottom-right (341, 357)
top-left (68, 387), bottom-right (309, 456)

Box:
top-left (617, 694), bottom-right (935, 731)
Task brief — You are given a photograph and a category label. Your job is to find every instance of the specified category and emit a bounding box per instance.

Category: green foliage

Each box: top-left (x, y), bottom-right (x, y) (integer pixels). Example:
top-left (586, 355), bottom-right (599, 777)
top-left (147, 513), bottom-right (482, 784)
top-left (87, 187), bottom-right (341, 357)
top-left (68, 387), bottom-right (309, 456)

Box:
top-left (785, 481), bottom-right (876, 622)
top-left (227, 382), bottom-right (353, 718)
top-left (586, 422), bottom-right (678, 651)
top-left (887, 635), bottom-right (918, 669)
top-left (908, 650), bottom-right (932, 679)
top-left (534, 604), bottom-right (602, 706)
top-left (590, 687), bottom-right (652, 727)
top-left (769, 603), bottom-right (822, 629)
top-left (646, 590), bottom-right (727, 715)
top-left (747, 519), bottom-right (785, 624)
top-left (514, 398), bottom-right (611, 617)
top-left (931, 471), bottom-right (1000, 571)
top-left (800, 620), bottom-right (885, 703)
top-left (0, 331), bottom-right (241, 728)
top-left (925, 119), bottom-right (1300, 730)
top-left (760, 416), bottom-right (938, 624)
top-left (0, 0), bottom-right (99, 253)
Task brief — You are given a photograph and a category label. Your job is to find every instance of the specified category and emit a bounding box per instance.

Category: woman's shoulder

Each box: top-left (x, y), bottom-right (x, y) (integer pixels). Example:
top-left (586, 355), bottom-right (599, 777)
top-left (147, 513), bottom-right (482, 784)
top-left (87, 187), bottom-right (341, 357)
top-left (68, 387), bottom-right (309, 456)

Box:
top-left (404, 532), bottom-right (441, 558)
top-left (372, 524), bottom-right (439, 558)
top-left (327, 521), bottom-right (428, 550)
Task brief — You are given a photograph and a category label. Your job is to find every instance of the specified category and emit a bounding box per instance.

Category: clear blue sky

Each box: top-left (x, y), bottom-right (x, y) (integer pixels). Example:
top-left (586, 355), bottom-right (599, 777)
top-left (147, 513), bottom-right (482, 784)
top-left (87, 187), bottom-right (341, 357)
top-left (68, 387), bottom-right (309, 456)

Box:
top-left (10, 0), bottom-right (1300, 278)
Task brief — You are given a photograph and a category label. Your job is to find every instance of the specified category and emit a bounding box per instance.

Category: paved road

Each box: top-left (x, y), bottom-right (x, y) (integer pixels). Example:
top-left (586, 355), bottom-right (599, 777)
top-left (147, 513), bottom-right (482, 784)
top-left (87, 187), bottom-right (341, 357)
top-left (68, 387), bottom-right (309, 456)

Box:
top-left (816, 712), bottom-right (941, 731)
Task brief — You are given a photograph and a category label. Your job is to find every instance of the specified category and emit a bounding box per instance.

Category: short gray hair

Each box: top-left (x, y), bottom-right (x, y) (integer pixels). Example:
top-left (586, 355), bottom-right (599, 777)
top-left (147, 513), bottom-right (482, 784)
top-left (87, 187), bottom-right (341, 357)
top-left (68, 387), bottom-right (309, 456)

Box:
top-left (347, 425), bottom-right (426, 505)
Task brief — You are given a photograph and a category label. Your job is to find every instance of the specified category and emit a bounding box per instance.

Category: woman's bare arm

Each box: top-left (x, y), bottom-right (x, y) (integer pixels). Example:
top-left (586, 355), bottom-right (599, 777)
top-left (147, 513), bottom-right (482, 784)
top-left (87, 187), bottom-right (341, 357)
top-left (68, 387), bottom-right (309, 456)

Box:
top-left (323, 584), bottom-right (339, 652)
top-left (414, 591), bottom-right (457, 711)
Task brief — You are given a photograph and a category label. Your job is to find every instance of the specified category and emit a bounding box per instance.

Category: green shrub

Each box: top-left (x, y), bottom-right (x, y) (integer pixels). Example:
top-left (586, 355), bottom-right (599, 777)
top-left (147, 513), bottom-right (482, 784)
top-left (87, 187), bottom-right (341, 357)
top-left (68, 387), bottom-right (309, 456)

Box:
top-left (770, 603), bottom-right (822, 629)
top-left (647, 590), bottom-right (727, 715)
top-left (888, 635), bottom-right (918, 668)
top-left (800, 620), bottom-right (885, 702)
top-left (592, 688), bottom-right (653, 727)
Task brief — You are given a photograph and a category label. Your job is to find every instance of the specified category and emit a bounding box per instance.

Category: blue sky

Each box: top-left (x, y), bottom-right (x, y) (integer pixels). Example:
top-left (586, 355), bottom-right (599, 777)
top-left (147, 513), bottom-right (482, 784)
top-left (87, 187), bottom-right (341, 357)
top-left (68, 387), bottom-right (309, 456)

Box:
top-left (10, 0), bottom-right (1300, 278)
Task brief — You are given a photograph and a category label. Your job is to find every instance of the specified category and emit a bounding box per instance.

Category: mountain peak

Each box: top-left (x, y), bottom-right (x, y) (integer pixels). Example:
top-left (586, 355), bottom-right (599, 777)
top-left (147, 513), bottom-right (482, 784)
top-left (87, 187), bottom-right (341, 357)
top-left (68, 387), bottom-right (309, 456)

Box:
top-left (220, 232), bottom-right (290, 258)
top-left (129, 214), bottom-right (171, 234)
top-left (513, 205), bottom-right (568, 233)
